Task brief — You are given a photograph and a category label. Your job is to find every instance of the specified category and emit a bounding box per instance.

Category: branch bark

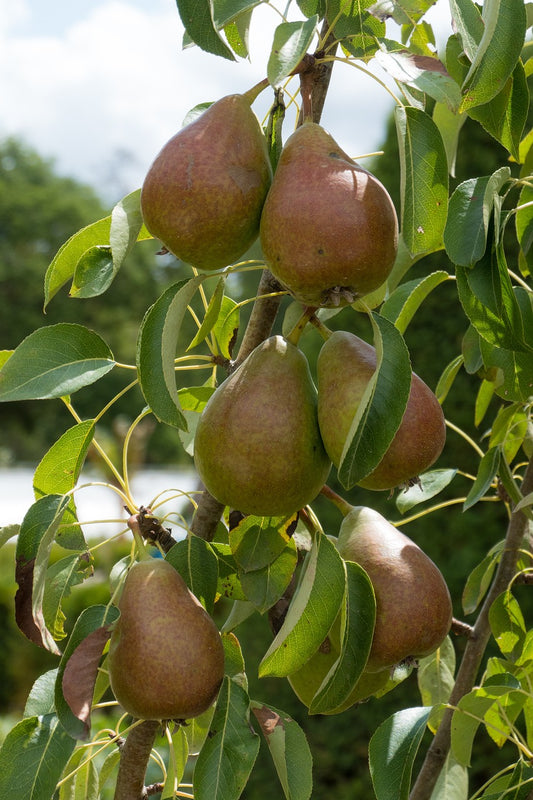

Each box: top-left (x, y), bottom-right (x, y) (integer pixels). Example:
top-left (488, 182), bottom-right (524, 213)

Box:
top-left (113, 720), bottom-right (160, 800)
top-left (410, 458), bottom-right (533, 800)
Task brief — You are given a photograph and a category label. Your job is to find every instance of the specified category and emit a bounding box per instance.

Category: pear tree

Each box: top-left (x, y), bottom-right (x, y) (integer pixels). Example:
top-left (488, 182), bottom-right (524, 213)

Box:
top-left (0, 1), bottom-right (532, 799)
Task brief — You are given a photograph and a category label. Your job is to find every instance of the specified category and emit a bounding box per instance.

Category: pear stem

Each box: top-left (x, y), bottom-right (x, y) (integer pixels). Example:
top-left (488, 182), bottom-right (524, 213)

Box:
top-left (309, 314), bottom-right (332, 341)
top-left (242, 77), bottom-right (270, 105)
top-left (320, 484), bottom-right (353, 517)
top-left (285, 306), bottom-right (318, 346)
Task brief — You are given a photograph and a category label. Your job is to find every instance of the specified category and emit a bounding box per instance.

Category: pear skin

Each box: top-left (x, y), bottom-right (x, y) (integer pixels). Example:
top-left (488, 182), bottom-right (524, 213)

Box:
top-left (317, 330), bottom-right (446, 490)
top-left (260, 122), bottom-right (398, 307)
top-left (108, 558), bottom-right (225, 720)
top-left (194, 335), bottom-right (331, 517)
top-left (141, 94), bottom-right (272, 270)
top-left (337, 507), bottom-right (452, 671)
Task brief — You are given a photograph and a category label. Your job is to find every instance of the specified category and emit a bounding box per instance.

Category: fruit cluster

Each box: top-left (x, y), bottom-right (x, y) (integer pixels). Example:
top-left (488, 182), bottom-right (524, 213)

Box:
top-left (124, 90), bottom-right (452, 719)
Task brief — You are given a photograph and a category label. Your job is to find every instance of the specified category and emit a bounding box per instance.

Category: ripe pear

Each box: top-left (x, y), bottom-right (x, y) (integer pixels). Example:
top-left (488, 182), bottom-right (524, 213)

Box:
top-left (141, 93), bottom-right (272, 270)
top-left (108, 558), bottom-right (225, 720)
top-left (317, 330), bottom-right (446, 490)
top-left (260, 122), bottom-right (398, 308)
top-left (194, 335), bottom-right (331, 517)
top-left (337, 507), bottom-right (452, 671)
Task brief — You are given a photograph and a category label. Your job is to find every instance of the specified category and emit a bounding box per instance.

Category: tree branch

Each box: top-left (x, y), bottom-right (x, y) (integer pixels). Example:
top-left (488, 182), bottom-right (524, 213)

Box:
top-left (114, 720), bottom-right (160, 800)
top-left (409, 458), bottom-right (533, 800)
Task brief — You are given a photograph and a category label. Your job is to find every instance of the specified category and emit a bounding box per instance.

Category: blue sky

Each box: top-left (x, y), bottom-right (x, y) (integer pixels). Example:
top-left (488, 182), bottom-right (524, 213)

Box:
top-left (1, 0), bottom-right (452, 201)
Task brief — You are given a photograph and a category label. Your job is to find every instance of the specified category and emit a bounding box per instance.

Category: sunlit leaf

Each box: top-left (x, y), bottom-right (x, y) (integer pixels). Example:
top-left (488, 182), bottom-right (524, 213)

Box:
top-left (0, 324), bottom-right (115, 402)
top-left (175, 0), bottom-right (235, 59)
top-left (462, 541), bottom-right (503, 615)
top-left (395, 105), bottom-right (448, 256)
top-left (252, 703), bottom-right (313, 800)
top-left (259, 533), bottom-right (345, 677)
top-left (396, 468), bottom-right (457, 513)
top-left (381, 271), bottom-right (450, 334)
top-left (194, 677), bottom-right (260, 800)
top-left (240, 539), bottom-right (298, 614)
top-left (166, 536), bottom-right (219, 613)
top-left (338, 314), bottom-right (411, 489)
top-left (489, 591), bottom-right (526, 661)
top-left (267, 18), bottom-right (318, 86)
top-left (463, 446), bottom-right (500, 510)
top-left (369, 706), bottom-right (432, 800)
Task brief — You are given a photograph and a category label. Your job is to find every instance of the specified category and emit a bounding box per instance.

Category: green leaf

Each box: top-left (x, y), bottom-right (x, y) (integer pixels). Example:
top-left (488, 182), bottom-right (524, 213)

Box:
top-left (435, 355), bottom-right (464, 403)
top-left (444, 168), bottom-right (511, 266)
top-left (489, 403), bottom-right (529, 463)
top-left (15, 494), bottom-right (72, 653)
top-left (59, 746), bottom-right (99, 800)
top-left (24, 669), bottom-right (58, 718)
top-left (309, 560), bottom-right (376, 714)
top-left (165, 536), bottom-right (219, 613)
top-left (229, 515), bottom-right (296, 571)
top-left (474, 378), bottom-right (495, 428)
top-left (175, 0), bottom-right (235, 59)
top-left (56, 604), bottom-right (119, 740)
top-left (516, 182), bottom-right (533, 274)
top-left (70, 245), bottom-right (114, 299)
top-left (43, 553), bottom-right (94, 641)
top-left (381, 271), bottom-right (450, 334)
top-left (396, 468), bottom-right (457, 513)
top-left (479, 338), bottom-right (533, 403)
top-left (489, 591), bottom-right (526, 661)
top-left (429, 752), bottom-right (468, 800)
top-left (417, 637), bottom-right (456, 732)
top-left (432, 101), bottom-right (466, 178)
top-left (212, 294), bottom-right (240, 359)
top-left (460, 0), bottom-right (527, 112)
top-left (395, 105), bottom-right (448, 256)
top-left (267, 18), bottom-right (318, 86)
top-left (375, 49), bottom-right (461, 111)
top-left (0, 523), bottom-right (20, 550)
top-left (252, 704), bottom-right (313, 800)
top-left (330, 0), bottom-right (384, 60)
top-left (212, 0), bottom-right (258, 26)
top-left (0, 324), bottom-right (115, 402)
top-left (211, 542), bottom-right (247, 601)
top-left (188, 277), bottom-right (226, 350)
top-left (463, 446), bottom-right (500, 511)
top-left (161, 727), bottom-right (189, 800)
top-left (33, 420), bottom-right (95, 550)
top-left (451, 683), bottom-right (522, 766)
top-left (462, 541), bottom-right (503, 615)
top-left (369, 706), bottom-right (432, 800)
top-left (137, 277), bottom-right (206, 429)
top-left (44, 217), bottom-right (111, 308)
top-left (193, 677), bottom-right (260, 800)
top-left (0, 714), bottom-right (76, 800)
top-left (448, 0), bottom-right (483, 61)
top-left (240, 539), bottom-right (298, 614)
top-left (259, 533), bottom-right (345, 677)
top-left (338, 313), bottom-right (412, 489)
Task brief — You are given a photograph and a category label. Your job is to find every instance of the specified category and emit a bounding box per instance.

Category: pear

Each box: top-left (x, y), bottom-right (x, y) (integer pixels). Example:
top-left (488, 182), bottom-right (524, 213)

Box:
top-left (317, 330), bottom-right (446, 490)
top-left (108, 558), bottom-right (225, 720)
top-left (194, 335), bottom-right (331, 517)
top-left (337, 507), bottom-right (452, 671)
top-left (260, 122), bottom-right (398, 308)
top-left (141, 93), bottom-right (272, 270)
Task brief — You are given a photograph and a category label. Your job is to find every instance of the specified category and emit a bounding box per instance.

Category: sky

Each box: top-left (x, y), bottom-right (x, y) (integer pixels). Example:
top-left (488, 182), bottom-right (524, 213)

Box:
top-left (0, 0), bottom-right (453, 201)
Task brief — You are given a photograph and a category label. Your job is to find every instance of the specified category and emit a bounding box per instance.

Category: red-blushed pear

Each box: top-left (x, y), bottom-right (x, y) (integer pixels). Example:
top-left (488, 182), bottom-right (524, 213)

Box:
top-left (317, 330), bottom-right (446, 490)
top-left (337, 506), bottom-right (452, 671)
top-left (193, 335), bottom-right (331, 517)
top-left (259, 122), bottom-right (398, 308)
top-left (140, 93), bottom-right (271, 271)
top-left (108, 558), bottom-right (225, 720)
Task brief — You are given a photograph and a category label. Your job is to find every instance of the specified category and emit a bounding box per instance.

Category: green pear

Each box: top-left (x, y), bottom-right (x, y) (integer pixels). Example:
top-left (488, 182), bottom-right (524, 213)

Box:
top-left (141, 94), bottom-right (272, 270)
top-left (337, 507), bottom-right (452, 671)
top-left (108, 558), bottom-right (225, 720)
top-left (288, 613), bottom-right (390, 712)
top-left (317, 330), bottom-right (446, 490)
top-left (194, 335), bottom-right (331, 517)
top-left (260, 122), bottom-right (398, 308)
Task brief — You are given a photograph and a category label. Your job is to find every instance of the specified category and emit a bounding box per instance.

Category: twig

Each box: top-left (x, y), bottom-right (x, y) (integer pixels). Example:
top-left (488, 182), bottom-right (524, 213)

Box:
top-left (409, 458), bottom-right (533, 800)
top-left (113, 720), bottom-right (160, 800)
